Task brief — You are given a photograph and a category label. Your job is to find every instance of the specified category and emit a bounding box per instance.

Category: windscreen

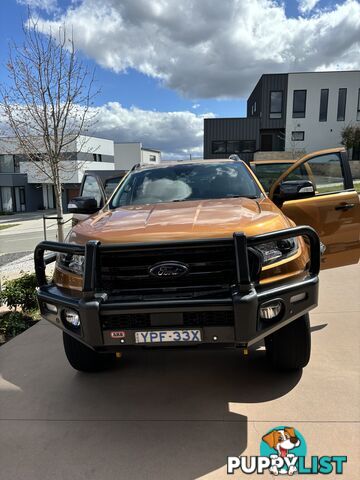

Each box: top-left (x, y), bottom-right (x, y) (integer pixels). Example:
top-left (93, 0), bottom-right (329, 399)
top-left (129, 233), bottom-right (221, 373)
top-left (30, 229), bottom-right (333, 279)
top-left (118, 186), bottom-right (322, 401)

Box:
top-left (110, 163), bottom-right (262, 207)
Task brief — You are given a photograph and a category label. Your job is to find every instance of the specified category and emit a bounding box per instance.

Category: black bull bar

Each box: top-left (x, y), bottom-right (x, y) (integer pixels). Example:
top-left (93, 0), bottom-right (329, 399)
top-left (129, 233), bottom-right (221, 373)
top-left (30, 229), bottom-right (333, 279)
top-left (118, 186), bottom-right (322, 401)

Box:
top-left (34, 226), bottom-right (320, 348)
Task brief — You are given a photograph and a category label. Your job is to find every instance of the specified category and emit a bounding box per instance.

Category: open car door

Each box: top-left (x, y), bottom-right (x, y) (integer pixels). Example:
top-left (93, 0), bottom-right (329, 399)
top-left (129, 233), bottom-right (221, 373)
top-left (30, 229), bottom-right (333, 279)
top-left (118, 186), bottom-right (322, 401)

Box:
top-left (269, 148), bottom-right (360, 269)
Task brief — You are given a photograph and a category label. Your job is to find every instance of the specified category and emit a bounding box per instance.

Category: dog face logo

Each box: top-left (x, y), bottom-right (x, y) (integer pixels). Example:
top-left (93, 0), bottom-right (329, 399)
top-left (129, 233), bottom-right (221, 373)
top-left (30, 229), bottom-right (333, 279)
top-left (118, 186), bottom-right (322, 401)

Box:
top-left (262, 427), bottom-right (300, 458)
top-left (261, 427), bottom-right (303, 476)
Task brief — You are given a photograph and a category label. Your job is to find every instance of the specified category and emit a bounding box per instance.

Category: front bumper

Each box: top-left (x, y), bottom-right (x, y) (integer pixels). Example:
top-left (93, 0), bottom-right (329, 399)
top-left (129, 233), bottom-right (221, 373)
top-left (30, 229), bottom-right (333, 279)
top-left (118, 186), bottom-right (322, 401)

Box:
top-left (35, 226), bottom-right (320, 351)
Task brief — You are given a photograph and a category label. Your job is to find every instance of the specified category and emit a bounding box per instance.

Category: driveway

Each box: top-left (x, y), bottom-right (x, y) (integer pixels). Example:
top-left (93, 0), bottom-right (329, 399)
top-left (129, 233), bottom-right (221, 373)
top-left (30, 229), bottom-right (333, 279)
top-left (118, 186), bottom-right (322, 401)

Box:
top-left (0, 263), bottom-right (359, 479)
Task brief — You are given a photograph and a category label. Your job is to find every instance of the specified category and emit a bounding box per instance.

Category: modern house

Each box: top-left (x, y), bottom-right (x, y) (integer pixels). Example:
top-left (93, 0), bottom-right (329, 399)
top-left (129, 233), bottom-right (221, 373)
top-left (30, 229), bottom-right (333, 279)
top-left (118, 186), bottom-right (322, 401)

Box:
top-left (204, 71), bottom-right (360, 162)
top-left (114, 142), bottom-right (161, 170)
top-left (0, 135), bottom-right (115, 213)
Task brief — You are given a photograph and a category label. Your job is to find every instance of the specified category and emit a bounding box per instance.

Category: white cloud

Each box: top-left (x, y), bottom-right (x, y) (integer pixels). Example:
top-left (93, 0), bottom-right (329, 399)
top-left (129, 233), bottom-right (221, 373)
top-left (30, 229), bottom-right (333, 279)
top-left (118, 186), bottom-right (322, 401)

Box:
top-left (33, 0), bottom-right (360, 99)
top-left (298, 0), bottom-right (320, 14)
top-left (90, 102), bottom-right (212, 159)
top-left (17, 0), bottom-right (58, 13)
top-left (0, 101), bottom-right (210, 158)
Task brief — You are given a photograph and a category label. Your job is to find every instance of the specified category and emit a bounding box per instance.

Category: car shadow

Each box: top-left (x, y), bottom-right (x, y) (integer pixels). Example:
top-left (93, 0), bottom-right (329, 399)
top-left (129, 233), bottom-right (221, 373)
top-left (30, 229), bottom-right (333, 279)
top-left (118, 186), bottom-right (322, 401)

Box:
top-left (64, 346), bottom-right (301, 478)
top-left (310, 323), bottom-right (328, 332)
top-left (1, 331), bottom-right (302, 480)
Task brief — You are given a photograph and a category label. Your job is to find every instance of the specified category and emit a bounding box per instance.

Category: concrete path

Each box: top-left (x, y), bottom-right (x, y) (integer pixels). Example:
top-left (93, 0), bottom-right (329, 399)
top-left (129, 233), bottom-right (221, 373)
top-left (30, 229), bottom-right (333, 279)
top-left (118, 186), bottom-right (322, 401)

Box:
top-left (0, 264), bottom-right (359, 479)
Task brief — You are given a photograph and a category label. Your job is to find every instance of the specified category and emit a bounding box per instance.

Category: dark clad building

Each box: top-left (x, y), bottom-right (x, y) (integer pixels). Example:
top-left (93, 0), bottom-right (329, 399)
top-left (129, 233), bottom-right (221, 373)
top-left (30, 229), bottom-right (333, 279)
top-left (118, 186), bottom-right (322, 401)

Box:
top-left (204, 73), bottom-right (288, 162)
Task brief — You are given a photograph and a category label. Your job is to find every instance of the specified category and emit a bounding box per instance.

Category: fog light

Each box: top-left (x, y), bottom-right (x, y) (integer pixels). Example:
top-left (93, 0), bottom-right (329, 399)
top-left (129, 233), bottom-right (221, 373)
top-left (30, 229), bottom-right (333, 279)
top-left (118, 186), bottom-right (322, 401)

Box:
top-left (63, 309), bottom-right (80, 328)
top-left (45, 303), bottom-right (57, 313)
top-left (259, 300), bottom-right (283, 320)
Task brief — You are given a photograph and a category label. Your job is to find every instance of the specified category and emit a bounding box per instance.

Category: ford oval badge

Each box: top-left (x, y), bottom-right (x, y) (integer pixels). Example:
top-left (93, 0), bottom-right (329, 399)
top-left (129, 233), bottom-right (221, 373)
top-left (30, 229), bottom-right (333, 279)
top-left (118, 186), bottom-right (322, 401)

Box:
top-left (149, 261), bottom-right (189, 278)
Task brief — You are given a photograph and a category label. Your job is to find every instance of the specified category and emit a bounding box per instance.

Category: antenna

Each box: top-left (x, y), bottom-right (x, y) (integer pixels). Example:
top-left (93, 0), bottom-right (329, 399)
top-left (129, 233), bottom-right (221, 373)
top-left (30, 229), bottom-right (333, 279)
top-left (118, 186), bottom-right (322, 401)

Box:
top-left (228, 154), bottom-right (242, 161)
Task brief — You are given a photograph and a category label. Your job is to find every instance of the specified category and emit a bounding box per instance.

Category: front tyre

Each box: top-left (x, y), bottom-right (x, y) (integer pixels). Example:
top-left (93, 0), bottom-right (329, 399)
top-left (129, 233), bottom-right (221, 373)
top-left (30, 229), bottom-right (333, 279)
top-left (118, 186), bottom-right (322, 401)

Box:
top-left (265, 314), bottom-right (311, 371)
top-left (63, 332), bottom-right (116, 372)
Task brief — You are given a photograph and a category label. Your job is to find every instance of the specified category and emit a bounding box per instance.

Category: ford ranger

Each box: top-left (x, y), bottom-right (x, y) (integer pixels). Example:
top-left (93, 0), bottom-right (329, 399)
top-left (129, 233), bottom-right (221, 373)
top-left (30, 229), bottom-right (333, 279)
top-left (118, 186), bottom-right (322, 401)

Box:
top-left (35, 147), bottom-right (360, 372)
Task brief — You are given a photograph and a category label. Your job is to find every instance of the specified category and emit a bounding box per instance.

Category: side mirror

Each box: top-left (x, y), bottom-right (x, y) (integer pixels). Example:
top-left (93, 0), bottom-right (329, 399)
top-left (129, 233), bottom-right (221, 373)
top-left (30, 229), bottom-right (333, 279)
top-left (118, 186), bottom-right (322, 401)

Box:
top-left (67, 197), bottom-right (99, 214)
top-left (276, 180), bottom-right (315, 203)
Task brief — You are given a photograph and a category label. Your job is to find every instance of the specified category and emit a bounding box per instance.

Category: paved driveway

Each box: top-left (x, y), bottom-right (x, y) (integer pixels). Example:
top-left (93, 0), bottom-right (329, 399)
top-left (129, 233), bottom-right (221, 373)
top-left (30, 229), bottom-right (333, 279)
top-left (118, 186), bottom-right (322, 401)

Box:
top-left (0, 264), bottom-right (359, 479)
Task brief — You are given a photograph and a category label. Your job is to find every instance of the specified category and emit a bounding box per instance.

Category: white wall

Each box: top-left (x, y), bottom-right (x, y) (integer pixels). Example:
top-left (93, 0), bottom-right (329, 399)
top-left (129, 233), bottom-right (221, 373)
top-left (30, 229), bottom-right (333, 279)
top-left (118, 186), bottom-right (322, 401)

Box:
top-left (21, 160), bottom-right (115, 184)
top-left (141, 149), bottom-right (161, 164)
top-left (0, 135), bottom-right (114, 156)
top-left (114, 143), bottom-right (141, 170)
top-left (285, 71), bottom-right (360, 152)
top-left (75, 135), bottom-right (114, 156)
top-left (114, 143), bottom-right (161, 169)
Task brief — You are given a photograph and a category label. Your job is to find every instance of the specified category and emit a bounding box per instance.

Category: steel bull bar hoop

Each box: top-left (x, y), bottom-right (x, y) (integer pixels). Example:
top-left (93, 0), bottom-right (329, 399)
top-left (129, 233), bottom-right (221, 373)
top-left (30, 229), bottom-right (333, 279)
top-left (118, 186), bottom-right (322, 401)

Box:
top-left (233, 225), bottom-right (321, 292)
top-left (34, 241), bottom-right (86, 287)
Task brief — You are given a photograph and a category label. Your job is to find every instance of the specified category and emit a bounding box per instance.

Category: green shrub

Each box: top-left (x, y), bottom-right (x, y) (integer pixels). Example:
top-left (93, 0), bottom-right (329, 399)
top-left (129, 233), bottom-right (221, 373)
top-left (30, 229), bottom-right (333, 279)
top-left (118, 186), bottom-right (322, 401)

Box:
top-left (341, 123), bottom-right (360, 151)
top-left (0, 273), bottom-right (38, 312)
top-left (0, 311), bottom-right (37, 339)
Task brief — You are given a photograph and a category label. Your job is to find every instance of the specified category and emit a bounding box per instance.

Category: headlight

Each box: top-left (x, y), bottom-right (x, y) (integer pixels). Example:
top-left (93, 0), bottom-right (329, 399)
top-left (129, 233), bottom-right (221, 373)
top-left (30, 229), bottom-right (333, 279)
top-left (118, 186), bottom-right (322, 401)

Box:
top-left (254, 238), bottom-right (299, 266)
top-left (57, 253), bottom-right (85, 275)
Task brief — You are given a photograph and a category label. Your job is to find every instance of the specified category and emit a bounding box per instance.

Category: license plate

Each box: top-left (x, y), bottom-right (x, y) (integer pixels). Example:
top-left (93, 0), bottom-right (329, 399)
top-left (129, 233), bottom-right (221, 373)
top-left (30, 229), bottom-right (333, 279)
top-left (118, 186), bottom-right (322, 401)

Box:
top-left (135, 329), bottom-right (201, 344)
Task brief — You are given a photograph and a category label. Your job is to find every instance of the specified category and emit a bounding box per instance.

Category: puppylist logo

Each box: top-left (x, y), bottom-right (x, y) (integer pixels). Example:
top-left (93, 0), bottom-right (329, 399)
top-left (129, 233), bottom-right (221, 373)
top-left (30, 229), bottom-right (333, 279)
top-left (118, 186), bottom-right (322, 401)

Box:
top-left (227, 426), bottom-right (347, 476)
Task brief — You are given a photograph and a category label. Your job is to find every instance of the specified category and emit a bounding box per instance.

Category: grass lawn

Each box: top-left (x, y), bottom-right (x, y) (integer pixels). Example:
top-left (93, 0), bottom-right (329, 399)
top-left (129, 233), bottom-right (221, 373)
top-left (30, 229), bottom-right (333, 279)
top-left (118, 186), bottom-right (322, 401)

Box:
top-left (0, 224), bottom-right (19, 231)
top-left (316, 180), bottom-right (360, 194)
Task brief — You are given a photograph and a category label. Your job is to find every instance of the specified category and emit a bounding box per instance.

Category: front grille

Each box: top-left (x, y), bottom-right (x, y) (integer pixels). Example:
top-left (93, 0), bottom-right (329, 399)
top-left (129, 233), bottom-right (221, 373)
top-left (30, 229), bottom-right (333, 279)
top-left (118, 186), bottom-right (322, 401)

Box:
top-left (183, 310), bottom-right (234, 327)
top-left (102, 313), bottom-right (151, 330)
top-left (96, 240), bottom-right (260, 300)
top-left (101, 310), bottom-right (234, 330)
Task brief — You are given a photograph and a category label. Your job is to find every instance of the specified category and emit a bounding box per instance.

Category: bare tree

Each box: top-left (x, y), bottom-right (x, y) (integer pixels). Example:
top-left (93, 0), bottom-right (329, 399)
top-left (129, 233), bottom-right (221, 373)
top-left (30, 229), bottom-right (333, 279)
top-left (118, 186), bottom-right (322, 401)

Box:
top-left (0, 16), bottom-right (98, 241)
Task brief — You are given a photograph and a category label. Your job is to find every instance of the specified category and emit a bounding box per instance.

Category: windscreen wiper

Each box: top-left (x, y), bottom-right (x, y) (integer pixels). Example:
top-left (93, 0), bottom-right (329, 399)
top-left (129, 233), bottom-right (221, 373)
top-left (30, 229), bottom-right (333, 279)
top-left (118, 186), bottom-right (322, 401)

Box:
top-left (225, 195), bottom-right (259, 199)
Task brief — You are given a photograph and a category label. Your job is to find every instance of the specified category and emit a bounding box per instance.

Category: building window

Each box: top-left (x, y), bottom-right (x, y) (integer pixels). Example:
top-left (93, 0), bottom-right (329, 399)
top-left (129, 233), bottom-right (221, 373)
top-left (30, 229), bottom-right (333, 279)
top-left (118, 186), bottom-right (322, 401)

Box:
top-left (269, 91), bottom-right (283, 119)
top-left (251, 101), bottom-right (257, 116)
top-left (212, 140), bottom-right (256, 155)
top-left (93, 153), bottom-right (97, 161)
top-left (0, 186), bottom-right (13, 212)
top-left (226, 141), bottom-right (241, 154)
top-left (319, 89), bottom-right (329, 122)
top-left (291, 131), bottom-right (305, 141)
top-left (292, 90), bottom-right (306, 118)
top-left (212, 141), bottom-right (227, 154)
top-left (149, 155), bottom-right (156, 162)
top-left (240, 140), bottom-right (256, 152)
top-left (92, 153), bottom-right (102, 162)
top-left (337, 88), bottom-right (347, 121)
top-left (357, 89), bottom-right (360, 121)
top-left (0, 154), bottom-right (15, 173)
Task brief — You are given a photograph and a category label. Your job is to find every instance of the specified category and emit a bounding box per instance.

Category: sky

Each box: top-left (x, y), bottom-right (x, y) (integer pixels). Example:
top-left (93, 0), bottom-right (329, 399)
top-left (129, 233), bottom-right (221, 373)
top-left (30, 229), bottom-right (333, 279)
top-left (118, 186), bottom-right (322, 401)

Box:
top-left (0, 0), bottom-right (359, 158)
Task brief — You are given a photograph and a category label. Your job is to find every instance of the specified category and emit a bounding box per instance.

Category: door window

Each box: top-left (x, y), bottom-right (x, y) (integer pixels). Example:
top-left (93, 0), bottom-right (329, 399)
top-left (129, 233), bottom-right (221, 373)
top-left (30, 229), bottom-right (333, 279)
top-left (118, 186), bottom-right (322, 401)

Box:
top-left (307, 153), bottom-right (344, 194)
top-left (81, 175), bottom-right (102, 206)
top-left (279, 153), bottom-right (345, 195)
top-left (254, 163), bottom-right (306, 193)
top-left (104, 177), bottom-right (122, 198)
